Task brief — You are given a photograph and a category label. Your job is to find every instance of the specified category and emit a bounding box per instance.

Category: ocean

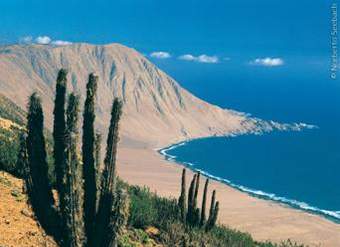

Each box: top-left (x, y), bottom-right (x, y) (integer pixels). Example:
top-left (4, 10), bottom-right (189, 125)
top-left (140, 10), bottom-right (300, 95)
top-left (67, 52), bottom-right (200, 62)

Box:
top-left (156, 58), bottom-right (340, 222)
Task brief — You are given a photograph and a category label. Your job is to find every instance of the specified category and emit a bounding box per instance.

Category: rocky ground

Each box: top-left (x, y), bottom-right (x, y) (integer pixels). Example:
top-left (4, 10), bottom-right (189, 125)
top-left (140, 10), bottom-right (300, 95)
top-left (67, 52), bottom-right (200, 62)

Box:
top-left (0, 171), bottom-right (57, 247)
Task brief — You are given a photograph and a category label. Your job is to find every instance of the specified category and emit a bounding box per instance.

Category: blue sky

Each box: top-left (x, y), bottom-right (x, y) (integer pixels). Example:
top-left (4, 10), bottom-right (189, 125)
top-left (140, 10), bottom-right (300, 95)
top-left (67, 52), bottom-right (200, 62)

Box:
top-left (0, 0), bottom-right (333, 56)
top-left (0, 0), bottom-right (337, 89)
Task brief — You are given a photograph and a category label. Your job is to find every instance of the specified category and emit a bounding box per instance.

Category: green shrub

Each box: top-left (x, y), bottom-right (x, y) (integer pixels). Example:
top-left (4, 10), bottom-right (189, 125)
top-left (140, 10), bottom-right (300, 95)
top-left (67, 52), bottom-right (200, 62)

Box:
top-left (0, 127), bottom-right (21, 176)
top-left (128, 185), bottom-right (179, 229)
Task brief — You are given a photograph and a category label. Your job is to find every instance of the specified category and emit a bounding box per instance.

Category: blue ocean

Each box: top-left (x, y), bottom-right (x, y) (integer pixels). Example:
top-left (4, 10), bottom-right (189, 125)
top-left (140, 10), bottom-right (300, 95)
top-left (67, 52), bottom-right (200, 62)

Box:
top-left (156, 59), bottom-right (340, 222)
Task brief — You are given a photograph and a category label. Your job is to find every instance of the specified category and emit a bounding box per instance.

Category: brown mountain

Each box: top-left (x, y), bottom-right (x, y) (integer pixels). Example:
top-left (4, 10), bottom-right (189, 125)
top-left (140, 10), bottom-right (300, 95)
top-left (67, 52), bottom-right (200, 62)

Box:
top-left (0, 43), bottom-right (256, 147)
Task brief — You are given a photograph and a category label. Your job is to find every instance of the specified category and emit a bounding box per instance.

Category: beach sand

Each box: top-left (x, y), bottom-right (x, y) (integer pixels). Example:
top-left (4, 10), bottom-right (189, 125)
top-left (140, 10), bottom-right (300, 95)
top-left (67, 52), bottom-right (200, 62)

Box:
top-left (117, 145), bottom-right (340, 247)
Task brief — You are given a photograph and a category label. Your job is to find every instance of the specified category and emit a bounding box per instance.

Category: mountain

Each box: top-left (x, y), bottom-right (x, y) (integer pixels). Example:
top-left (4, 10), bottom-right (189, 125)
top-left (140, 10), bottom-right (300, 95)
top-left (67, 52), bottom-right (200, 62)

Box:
top-left (0, 43), bottom-right (256, 147)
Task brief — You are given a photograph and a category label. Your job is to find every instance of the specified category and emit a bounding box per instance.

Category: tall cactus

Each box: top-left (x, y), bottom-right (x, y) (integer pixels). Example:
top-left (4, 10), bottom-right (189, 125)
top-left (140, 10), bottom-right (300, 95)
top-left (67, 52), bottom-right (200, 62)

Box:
top-left (200, 179), bottom-right (209, 226)
top-left (193, 172), bottom-right (200, 209)
top-left (206, 200), bottom-right (219, 232)
top-left (208, 190), bottom-right (216, 222)
top-left (212, 201), bottom-right (219, 226)
top-left (186, 174), bottom-right (196, 225)
top-left (205, 190), bottom-right (218, 231)
top-left (25, 93), bottom-right (60, 239)
top-left (53, 69), bottom-right (68, 197)
top-left (178, 168), bottom-right (187, 222)
top-left (193, 172), bottom-right (200, 225)
top-left (64, 93), bottom-right (84, 247)
top-left (82, 73), bottom-right (98, 244)
top-left (93, 98), bottom-right (123, 246)
top-left (24, 70), bottom-right (126, 247)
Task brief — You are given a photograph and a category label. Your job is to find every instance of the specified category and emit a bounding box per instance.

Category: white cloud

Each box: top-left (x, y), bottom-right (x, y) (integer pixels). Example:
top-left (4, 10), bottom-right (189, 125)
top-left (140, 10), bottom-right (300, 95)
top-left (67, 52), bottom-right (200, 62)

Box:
top-left (150, 51), bottom-right (171, 59)
top-left (20, 36), bottom-right (33, 44)
top-left (250, 57), bottom-right (284, 67)
top-left (178, 54), bottom-right (219, 63)
top-left (178, 54), bottom-right (196, 61)
top-left (35, 36), bottom-right (52, 45)
top-left (19, 35), bottom-right (72, 46)
top-left (197, 55), bottom-right (219, 63)
top-left (51, 40), bottom-right (72, 46)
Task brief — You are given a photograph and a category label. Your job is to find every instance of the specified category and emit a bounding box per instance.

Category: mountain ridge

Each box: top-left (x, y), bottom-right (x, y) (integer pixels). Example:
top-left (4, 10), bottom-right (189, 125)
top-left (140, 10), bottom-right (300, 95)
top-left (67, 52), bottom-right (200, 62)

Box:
top-left (0, 42), bottom-right (258, 147)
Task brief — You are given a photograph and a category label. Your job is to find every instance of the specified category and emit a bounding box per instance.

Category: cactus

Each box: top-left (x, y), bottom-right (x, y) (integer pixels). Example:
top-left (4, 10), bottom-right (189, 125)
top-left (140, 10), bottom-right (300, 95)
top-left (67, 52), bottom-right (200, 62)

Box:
top-left (179, 172), bottom-right (218, 230)
top-left (208, 190), bottom-right (216, 223)
top-left (212, 201), bottom-right (219, 227)
top-left (200, 179), bottom-right (209, 226)
top-left (53, 69), bottom-right (68, 198)
top-left (205, 190), bottom-right (218, 231)
top-left (102, 187), bottom-right (130, 247)
top-left (178, 168), bottom-right (187, 222)
top-left (193, 172), bottom-right (200, 225)
top-left (93, 98), bottom-right (122, 246)
top-left (64, 93), bottom-right (84, 246)
top-left (186, 174), bottom-right (196, 225)
top-left (82, 73), bottom-right (98, 244)
top-left (193, 172), bottom-right (200, 209)
top-left (23, 70), bottom-right (127, 247)
top-left (205, 201), bottom-right (219, 232)
top-left (25, 93), bottom-right (60, 239)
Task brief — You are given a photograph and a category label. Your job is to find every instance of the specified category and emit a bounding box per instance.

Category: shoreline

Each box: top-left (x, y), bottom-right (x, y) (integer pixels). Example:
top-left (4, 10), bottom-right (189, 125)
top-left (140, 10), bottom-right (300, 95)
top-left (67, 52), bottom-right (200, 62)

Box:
top-left (117, 138), bottom-right (340, 247)
top-left (158, 138), bottom-right (340, 224)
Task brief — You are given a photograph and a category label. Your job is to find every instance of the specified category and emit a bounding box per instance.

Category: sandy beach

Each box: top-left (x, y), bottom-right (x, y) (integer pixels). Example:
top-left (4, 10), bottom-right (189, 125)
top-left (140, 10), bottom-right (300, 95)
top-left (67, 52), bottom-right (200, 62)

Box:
top-left (117, 144), bottom-right (340, 247)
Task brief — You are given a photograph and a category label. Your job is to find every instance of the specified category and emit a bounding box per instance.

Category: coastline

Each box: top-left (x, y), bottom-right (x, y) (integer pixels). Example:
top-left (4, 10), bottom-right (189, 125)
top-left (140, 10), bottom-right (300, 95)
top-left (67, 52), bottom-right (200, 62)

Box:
top-left (158, 139), bottom-right (340, 224)
top-left (117, 139), bottom-right (340, 247)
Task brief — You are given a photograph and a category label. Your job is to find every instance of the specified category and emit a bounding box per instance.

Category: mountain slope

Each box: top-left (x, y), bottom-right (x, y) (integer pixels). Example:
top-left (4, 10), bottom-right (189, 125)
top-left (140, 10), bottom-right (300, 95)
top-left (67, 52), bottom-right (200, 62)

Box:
top-left (0, 43), bottom-right (255, 147)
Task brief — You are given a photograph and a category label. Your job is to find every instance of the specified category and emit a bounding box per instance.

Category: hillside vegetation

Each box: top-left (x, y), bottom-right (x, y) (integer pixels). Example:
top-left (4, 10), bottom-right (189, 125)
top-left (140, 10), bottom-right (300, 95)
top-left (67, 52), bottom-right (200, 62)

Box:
top-left (0, 94), bottom-right (25, 176)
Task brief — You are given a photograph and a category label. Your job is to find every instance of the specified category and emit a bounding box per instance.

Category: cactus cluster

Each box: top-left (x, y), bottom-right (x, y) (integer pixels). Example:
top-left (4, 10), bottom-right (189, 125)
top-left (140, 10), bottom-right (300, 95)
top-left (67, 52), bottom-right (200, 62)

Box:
top-left (178, 169), bottom-right (219, 231)
top-left (21, 69), bottom-right (128, 247)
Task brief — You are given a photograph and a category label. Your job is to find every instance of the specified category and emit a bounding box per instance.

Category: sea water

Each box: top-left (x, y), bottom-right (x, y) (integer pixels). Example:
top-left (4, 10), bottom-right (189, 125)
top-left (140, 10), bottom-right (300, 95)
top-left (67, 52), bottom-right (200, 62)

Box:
top-left (156, 59), bottom-right (340, 222)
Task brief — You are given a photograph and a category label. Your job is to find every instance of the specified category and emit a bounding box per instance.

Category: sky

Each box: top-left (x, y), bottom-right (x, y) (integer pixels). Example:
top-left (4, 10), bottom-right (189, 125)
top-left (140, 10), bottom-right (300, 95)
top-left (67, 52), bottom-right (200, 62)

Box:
top-left (0, 0), bottom-right (333, 55)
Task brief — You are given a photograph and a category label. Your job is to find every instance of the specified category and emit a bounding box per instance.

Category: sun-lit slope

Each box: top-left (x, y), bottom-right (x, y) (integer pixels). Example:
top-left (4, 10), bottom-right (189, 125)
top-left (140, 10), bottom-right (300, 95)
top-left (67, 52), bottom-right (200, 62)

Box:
top-left (0, 172), bottom-right (57, 247)
top-left (0, 43), bottom-right (255, 147)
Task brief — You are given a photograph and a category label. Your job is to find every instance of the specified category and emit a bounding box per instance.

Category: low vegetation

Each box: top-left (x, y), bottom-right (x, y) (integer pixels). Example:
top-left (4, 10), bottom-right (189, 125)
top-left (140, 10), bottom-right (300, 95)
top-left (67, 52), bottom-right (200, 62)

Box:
top-left (0, 95), bottom-right (24, 176)
top-left (122, 182), bottom-right (306, 247)
top-left (0, 69), bottom-right (306, 247)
